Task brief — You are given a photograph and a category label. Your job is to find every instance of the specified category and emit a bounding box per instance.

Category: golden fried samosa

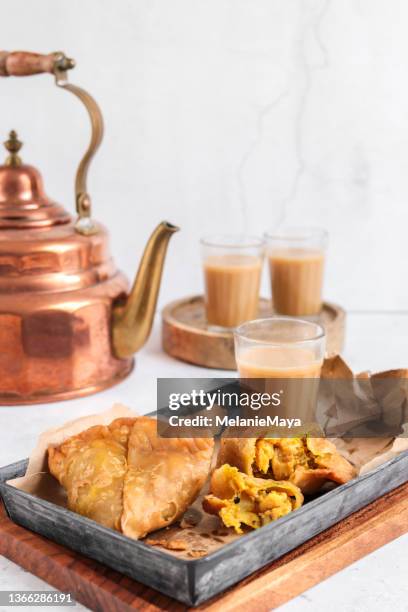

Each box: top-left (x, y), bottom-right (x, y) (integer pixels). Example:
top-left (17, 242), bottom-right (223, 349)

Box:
top-left (48, 418), bottom-right (136, 530)
top-left (48, 416), bottom-right (214, 539)
top-left (121, 417), bottom-right (214, 538)
top-left (203, 464), bottom-right (303, 534)
top-left (218, 436), bottom-right (355, 495)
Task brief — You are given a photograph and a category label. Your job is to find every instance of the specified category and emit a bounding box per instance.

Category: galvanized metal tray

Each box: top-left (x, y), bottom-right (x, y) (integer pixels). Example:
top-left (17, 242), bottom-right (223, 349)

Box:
top-left (1, 451), bottom-right (408, 607)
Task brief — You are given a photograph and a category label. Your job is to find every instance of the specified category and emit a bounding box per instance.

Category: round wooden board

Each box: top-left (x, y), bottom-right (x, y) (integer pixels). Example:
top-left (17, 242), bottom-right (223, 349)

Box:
top-left (162, 295), bottom-right (345, 370)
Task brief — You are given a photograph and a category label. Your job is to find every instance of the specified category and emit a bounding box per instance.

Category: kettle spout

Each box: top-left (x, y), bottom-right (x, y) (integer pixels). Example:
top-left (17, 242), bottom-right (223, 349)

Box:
top-left (112, 221), bottom-right (179, 358)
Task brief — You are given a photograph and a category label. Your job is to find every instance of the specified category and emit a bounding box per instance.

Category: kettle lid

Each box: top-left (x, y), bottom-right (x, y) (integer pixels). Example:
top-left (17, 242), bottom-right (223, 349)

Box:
top-left (0, 131), bottom-right (70, 229)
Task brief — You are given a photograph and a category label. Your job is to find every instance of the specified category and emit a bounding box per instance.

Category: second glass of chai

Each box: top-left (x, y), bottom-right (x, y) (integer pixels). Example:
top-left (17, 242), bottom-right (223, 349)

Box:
top-left (201, 235), bottom-right (264, 330)
top-left (234, 317), bottom-right (326, 434)
top-left (266, 227), bottom-right (328, 317)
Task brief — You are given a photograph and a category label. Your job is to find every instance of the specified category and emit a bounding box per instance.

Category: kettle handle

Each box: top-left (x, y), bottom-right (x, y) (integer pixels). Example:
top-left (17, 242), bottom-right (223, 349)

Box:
top-left (0, 51), bottom-right (102, 236)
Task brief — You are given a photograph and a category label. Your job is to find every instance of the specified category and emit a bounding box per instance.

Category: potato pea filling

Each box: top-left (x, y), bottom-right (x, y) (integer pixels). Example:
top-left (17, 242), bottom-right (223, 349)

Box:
top-left (203, 464), bottom-right (303, 534)
top-left (254, 437), bottom-right (319, 480)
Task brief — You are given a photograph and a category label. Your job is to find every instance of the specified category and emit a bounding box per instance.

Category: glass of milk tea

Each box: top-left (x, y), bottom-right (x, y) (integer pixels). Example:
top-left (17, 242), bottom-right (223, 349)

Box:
top-left (234, 317), bottom-right (325, 378)
top-left (234, 317), bottom-right (325, 425)
top-left (265, 227), bottom-right (328, 316)
top-left (201, 235), bottom-right (264, 330)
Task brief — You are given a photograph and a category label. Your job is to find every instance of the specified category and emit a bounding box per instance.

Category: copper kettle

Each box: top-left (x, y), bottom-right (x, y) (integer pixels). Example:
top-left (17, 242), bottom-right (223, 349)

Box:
top-left (0, 50), bottom-right (178, 404)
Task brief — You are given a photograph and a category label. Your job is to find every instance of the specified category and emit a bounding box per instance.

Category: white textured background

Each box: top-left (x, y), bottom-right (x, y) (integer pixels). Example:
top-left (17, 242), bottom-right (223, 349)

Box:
top-left (1, 0), bottom-right (407, 312)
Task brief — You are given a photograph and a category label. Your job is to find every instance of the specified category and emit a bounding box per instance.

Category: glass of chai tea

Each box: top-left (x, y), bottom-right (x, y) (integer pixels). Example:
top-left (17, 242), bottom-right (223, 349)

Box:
top-left (201, 235), bottom-right (264, 330)
top-left (265, 227), bottom-right (328, 316)
top-left (234, 317), bottom-right (326, 429)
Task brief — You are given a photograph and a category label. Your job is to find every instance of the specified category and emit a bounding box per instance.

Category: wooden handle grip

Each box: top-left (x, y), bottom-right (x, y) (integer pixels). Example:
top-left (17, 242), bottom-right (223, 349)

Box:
top-left (0, 51), bottom-right (56, 77)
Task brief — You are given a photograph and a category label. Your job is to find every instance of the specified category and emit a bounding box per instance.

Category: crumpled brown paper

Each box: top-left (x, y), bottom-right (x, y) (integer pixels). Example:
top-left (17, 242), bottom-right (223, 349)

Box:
top-left (320, 356), bottom-right (408, 438)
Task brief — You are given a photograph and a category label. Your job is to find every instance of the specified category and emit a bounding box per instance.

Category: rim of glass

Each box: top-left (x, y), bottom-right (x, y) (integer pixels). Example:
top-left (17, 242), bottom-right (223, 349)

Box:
top-left (234, 316), bottom-right (325, 345)
top-left (264, 226), bottom-right (328, 242)
top-left (200, 234), bottom-right (264, 248)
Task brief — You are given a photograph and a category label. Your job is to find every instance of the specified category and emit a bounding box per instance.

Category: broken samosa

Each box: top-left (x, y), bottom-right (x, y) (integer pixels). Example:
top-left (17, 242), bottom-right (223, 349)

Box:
top-left (217, 436), bottom-right (355, 495)
top-left (203, 463), bottom-right (303, 534)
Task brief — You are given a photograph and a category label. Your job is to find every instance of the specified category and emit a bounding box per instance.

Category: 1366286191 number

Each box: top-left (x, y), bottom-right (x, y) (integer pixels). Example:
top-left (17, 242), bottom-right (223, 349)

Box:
top-left (0, 591), bottom-right (75, 606)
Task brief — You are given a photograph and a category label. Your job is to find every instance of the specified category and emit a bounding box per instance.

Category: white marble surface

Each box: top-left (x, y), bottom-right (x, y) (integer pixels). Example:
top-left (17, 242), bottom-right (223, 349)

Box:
top-left (0, 314), bottom-right (407, 611)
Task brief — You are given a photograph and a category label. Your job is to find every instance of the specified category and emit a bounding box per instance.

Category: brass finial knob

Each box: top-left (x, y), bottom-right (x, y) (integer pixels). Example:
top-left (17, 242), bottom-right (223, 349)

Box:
top-left (4, 131), bottom-right (23, 167)
top-left (54, 53), bottom-right (76, 72)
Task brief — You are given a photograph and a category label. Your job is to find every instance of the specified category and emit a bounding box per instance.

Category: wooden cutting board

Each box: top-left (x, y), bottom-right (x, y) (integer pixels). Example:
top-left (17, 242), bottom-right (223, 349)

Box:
top-left (162, 296), bottom-right (345, 369)
top-left (0, 481), bottom-right (407, 611)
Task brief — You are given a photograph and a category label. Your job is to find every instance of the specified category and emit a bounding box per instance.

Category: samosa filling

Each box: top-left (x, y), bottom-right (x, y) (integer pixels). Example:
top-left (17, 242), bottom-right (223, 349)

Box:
top-left (254, 438), bottom-right (319, 480)
top-left (219, 489), bottom-right (293, 533)
top-left (203, 464), bottom-right (303, 534)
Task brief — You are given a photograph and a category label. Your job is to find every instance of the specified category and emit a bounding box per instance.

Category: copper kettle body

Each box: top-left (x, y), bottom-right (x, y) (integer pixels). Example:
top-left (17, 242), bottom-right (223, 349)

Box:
top-left (0, 51), bottom-right (178, 404)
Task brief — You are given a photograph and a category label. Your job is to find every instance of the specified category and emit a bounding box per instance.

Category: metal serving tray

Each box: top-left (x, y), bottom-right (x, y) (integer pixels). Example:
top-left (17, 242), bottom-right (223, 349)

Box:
top-left (1, 452), bottom-right (408, 607)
